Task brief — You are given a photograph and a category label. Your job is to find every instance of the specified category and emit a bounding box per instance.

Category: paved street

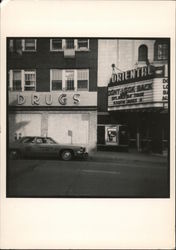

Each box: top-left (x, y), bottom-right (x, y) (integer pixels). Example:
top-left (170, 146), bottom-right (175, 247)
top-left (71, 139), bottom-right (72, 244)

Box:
top-left (7, 152), bottom-right (169, 198)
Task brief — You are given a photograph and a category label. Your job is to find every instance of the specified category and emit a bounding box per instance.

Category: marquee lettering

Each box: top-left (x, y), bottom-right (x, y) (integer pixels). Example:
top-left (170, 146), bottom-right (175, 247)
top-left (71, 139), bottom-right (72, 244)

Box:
top-left (111, 65), bottom-right (154, 85)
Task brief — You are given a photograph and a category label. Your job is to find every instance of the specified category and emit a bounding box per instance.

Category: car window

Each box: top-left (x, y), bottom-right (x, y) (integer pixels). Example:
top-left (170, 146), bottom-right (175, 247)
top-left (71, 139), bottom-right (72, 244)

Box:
top-left (43, 138), bottom-right (56, 144)
top-left (20, 137), bottom-right (35, 143)
top-left (36, 138), bottom-right (43, 144)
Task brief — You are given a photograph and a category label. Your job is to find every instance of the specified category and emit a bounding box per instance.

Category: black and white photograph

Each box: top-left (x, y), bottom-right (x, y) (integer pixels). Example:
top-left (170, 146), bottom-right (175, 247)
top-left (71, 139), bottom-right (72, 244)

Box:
top-left (7, 37), bottom-right (170, 198)
top-left (1, 1), bottom-right (175, 249)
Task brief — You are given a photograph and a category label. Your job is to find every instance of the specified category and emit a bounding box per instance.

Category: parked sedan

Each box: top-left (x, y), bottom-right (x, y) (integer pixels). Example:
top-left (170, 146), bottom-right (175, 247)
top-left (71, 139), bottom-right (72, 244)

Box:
top-left (9, 136), bottom-right (88, 161)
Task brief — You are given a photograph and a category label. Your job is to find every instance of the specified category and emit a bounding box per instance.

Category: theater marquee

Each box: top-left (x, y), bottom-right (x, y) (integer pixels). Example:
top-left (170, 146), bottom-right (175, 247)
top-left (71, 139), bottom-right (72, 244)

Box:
top-left (108, 77), bottom-right (168, 111)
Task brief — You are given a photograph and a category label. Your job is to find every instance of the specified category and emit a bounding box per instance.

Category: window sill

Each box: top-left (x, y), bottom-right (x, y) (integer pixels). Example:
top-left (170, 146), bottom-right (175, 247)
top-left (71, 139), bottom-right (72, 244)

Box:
top-left (77, 89), bottom-right (89, 91)
top-left (9, 90), bottom-right (36, 92)
top-left (50, 49), bottom-right (90, 52)
top-left (22, 50), bottom-right (37, 52)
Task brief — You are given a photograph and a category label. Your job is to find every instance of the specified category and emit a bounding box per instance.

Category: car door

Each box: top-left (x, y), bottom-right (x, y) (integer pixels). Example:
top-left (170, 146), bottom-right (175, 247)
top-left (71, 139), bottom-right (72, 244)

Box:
top-left (33, 137), bottom-right (56, 157)
top-left (31, 137), bottom-right (46, 157)
top-left (21, 137), bottom-right (36, 157)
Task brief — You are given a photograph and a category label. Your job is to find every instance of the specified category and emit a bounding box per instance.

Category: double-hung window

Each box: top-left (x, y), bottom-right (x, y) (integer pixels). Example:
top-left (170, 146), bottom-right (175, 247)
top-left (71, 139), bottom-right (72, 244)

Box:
top-left (65, 70), bottom-right (75, 90)
top-left (24, 70), bottom-right (36, 91)
top-left (23, 39), bottom-right (36, 51)
top-left (77, 39), bottom-right (89, 50)
top-left (155, 43), bottom-right (168, 60)
top-left (9, 70), bottom-right (36, 91)
top-left (51, 69), bottom-right (62, 90)
top-left (77, 69), bottom-right (89, 90)
top-left (50, 69), bottom-right (89, 91)
top-left (12, 70), bottom-right (22, 91)
top-left (51, 39), bottom-right (62, 51)
top-left (50, 39), bottom-right (89, 51)
top-left (65, 39), bottom-right (75, 49)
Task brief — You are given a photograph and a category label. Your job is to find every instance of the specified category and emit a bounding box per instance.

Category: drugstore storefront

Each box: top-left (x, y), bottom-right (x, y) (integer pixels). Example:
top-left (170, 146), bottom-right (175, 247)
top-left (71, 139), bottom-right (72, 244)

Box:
top-left (8, 91), bottom-right (97, 153)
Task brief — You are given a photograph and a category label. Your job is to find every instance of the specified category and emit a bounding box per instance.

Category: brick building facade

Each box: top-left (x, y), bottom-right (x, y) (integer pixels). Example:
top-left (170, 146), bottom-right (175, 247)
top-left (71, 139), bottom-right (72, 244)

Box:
top-left (8, 38), bottom-right (98, 153)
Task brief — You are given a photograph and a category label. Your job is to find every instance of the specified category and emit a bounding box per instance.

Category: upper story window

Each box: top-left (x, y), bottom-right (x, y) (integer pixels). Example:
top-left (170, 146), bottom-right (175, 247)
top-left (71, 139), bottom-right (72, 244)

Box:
top-left (50, 69), bottom-right (89, 91)
top-left (24, 70), bottom-right (36, 90)
top-left (8, 39), bottom-right (37, 53)
top-left (9, 69), bottom-right (36, 91)
top-left (9, 39), bottom-right (14, 52)
top-left (13, 70), bottom-right (22, 91)
top-left (77, 69), bottom-right (89, 90)
top-left (50, 39), bottom-right (89, 51)
top-left (51, 69), bottom-right (62, 90)
top-left (154, 41), bottom-right (168, 60)
top-left (51, 39), bottom-right (62, 51)
top-left (77, 39), bottom-right (89, 50)
top-left (65, 70), bottom-right (75, 90)
top-left (23, 39), bottom-right (36, 51)
top-left (138, 44), bottom-right (148, 61)
top-left (65, 39), bottom-right (75, 49)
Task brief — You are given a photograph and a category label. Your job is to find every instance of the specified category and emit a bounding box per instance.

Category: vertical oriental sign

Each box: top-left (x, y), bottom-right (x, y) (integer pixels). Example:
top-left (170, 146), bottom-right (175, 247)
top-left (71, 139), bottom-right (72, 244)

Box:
top-left (162, 78), bottom-right (168, 101)
top-left (110, 65), bottom-right (155, 85)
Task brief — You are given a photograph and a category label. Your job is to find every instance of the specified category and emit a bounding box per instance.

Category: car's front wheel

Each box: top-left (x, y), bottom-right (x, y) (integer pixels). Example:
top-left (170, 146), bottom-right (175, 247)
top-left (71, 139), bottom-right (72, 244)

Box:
top-left (9, 150), bottom-right (20, 160)
top-left (61, 150), bottom-right (73, 161)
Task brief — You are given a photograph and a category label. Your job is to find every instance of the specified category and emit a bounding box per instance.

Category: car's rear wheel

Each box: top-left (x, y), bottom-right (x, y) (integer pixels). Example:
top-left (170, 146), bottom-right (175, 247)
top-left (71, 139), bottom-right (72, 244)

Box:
top-left (61, 150), bottom-right (73, 161)
top-left (9, 150), bottom-right (20, 160)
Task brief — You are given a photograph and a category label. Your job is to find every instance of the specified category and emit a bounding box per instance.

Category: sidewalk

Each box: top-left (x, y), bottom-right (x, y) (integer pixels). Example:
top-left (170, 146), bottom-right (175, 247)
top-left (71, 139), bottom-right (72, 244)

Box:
top-left (89, 149), bottom-right (168, 164)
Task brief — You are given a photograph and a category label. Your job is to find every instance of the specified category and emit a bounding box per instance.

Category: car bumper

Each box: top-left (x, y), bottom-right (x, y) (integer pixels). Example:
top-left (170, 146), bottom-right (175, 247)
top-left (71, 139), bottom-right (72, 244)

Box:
top-left (75, 151), bottom-right (89, 159)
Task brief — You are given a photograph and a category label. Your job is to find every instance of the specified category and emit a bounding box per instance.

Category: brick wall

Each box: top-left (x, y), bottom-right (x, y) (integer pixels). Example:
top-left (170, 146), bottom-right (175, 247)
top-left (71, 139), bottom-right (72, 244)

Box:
top-left (7, 38), bottom-right (98, 92)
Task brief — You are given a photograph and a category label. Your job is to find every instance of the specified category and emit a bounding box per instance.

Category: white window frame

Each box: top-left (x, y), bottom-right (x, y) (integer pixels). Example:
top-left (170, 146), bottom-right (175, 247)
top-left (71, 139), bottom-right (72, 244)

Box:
top-left (24, 70), bottom-right (36, 91)
top-left (49, 39), bottom-right (90, 51)
top-left (22, 39), bottom-right (37, 52)
top-left (76, 39), bottom-right (89, 51)
top-left (77, 69), bottom-right (89, 91)
top-left (9, 70), bottom-right (22, 91)
top-left (9, 69), bottom-right (36, 91)
top-left (65, 39), bottom-right (75, 50)
top-left (65, 69), bottom-right (76, 91)
top-left (50, 69), bottom-right (89, 92)
top-left (50, 39), bottom-right (63, 51)
top-left (50, 69), bottom-right (63, 91)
